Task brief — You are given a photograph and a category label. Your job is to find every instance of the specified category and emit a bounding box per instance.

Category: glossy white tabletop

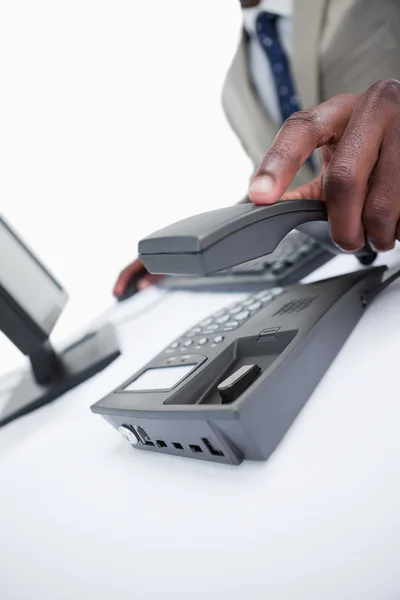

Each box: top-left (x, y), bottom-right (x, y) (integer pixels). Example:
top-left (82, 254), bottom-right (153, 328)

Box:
top-left (1, 251), bottom-right (400, 600)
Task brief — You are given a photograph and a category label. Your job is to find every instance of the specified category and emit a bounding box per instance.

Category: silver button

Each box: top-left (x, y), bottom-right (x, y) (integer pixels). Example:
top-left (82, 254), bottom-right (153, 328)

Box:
top-left (271, 287), bottom-right (284, 296)
top-left (118, 425), bottom-right (138, 445)
top-left (261, 294), bottom-right (273, 303)
top-left (198, 337), bottom-right (208, 345)
top-left (200, 317), bottom-right (213, 327)
top-left (184, 339), bottom-right (193, 347)
top-left (188, 327), bottom-right (201, 335)
top-left (214, 335), bottom-right (225, 344)
top-left (230, 306), bottom-right (243, 315)
top-left (236, 310), bottom-right (250, 321)
top-left (216, 314), bottom-right (229, 324)
top-left (213, 309), bottom-right (226, 318)
top-left (223, 321), bottom-right (239, 329)
top-left (248, 301), bottom-right (261, 311)
top-left (203, 324), bottom-right (219, 333)
top-left (242, 298), bottom-right (256, 307)
top-left (170, 341), bottom-right (180, 349)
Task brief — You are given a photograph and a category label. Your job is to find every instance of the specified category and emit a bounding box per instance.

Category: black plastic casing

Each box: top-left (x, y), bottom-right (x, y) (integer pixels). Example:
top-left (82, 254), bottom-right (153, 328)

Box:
top-left (91, 267), bottom-right (385, 465)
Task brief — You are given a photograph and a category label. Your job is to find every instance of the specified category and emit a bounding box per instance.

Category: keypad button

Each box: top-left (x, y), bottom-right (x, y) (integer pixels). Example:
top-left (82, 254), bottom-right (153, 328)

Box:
top-left (213, 309), bottom-right (226, 318)
top-left (203, 324), bottom-right (219, 333)
top-left (187, 327), bottom-right (201, 336)
top-left (248, 301), bottom-right (261, 311)
top-left (198, 337), bottom-right (208, 346)
top-left (242, 298), bottom-right (256, 307)
top-left (272, 262), bottom-right (286, 275)
top-left (261, 294), bottom-right (273, 303)
top-left (200, 317), bottom-right (213, 327)
top-left (214, 335), bottom-right (225, 344)
top-left (230, 306), bottom-right (243, 315)
top-left (184, 340), bottom-right (193, 347)
top-left (169, 341), bottom-right (180, 349)
top-left (216, 314), bottom-right (230, 324)
top-left (223, 321), bottom-right (239, 330)
top-left (271, 287), bottom-right (284, 296)
top-left (236, 310), bottom-right (250, 321)
top-left (299, 243), bottom-right (313, 255)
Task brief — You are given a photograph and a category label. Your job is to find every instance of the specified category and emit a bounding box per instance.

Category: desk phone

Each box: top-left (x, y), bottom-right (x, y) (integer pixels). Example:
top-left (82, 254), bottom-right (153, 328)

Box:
top-left (91, 201), bottom-right (386, 465)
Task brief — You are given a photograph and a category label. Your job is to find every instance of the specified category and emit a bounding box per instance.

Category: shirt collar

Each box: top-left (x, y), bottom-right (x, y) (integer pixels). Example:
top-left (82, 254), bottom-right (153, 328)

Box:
top-left (242, 0), bottom-right (293, 34)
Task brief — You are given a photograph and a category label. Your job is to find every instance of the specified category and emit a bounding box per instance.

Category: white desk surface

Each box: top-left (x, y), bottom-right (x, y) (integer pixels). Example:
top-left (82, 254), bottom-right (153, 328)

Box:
top-left (1, 253), bottom-right (400, 600)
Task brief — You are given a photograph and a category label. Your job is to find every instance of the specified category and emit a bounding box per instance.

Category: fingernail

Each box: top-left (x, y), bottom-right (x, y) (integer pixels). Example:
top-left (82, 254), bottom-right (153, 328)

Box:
top-left (249, 177), bottom-right (275, 201)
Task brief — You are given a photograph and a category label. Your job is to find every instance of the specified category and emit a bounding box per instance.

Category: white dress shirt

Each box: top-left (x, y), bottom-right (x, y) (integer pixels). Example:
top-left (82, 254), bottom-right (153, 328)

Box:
top-left (242, 0), bottom-right (294, 125)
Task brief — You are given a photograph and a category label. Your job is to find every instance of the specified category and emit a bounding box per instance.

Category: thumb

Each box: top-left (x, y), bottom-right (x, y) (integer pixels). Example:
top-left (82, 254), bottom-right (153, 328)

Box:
top-left (113, 259), bottom-right (145, 296)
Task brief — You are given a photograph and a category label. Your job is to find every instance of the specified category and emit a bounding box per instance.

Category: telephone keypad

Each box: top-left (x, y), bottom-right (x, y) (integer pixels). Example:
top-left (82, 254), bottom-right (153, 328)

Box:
top-left (164, 288), bottom-right (284, 354)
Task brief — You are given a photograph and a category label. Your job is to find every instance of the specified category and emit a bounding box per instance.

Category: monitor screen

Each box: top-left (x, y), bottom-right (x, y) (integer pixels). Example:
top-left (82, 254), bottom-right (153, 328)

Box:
top-left (0, 218), bottom-right (67, 336)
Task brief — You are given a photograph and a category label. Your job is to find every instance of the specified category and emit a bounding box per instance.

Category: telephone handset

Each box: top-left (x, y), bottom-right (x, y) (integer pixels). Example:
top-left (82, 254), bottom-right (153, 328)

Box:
top-left (139, 200), bottom-right (376, 276)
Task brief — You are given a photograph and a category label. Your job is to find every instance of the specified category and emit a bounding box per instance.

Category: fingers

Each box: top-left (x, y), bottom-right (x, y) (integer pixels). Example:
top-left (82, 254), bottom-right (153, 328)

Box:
top-left (249, 94), bottom-right (357, 204)
top-left (362, 129), bottom-right (400, 251)
top-left (280, 147), bottom-right (333, 200)
top-left (137, 274), bottom-right (164, 291)
top-left (323, 79), bottom-right (400, 251)
top-left (113, 258), bottom-right (145, 296)
top-left (113, 259), bottom-right (164, 296)
top-left (280, 175), bottom-right (324, 201)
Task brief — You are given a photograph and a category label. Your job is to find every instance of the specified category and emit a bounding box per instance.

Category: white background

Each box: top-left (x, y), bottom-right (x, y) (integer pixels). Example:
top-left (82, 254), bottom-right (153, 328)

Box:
top-left (0, 0), bottom-right (250, 375)
top-left (2, 4), bottom-right (400, 600)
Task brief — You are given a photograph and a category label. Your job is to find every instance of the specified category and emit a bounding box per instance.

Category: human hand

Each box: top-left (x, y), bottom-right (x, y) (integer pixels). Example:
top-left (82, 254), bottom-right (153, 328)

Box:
top-left (113, 257), bottom-right (164, 298)
top-left (249, 80), bottom-right (400, 252)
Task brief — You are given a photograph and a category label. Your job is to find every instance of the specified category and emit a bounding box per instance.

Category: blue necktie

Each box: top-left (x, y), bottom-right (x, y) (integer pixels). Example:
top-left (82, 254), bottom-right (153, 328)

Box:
top-left (255, 11), bottom-right (315, 171)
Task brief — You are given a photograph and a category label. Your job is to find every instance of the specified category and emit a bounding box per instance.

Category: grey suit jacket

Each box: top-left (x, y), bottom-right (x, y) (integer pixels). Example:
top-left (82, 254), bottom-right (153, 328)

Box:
top-left (222, 0), bottom-right (400, 189)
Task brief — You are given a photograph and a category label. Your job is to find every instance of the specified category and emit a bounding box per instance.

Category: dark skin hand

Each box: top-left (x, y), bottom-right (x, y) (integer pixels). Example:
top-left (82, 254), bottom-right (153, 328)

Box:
top-left (115, 74), bottom-right (400, 296)
top-left (113, 259), bottom-right (163, 297)
top-left (114, 79), bottom-right (400, 296)
top-left (249, 80), bottom-right (400, 252)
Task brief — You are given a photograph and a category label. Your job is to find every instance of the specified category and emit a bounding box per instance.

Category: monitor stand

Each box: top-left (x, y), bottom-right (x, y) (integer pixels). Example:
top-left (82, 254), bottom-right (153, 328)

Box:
top-left (0, 323), bottom-right (120, 427)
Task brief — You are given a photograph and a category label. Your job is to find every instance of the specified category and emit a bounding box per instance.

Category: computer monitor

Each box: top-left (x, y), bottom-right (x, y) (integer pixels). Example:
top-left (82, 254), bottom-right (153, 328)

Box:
top-left (0, 217), bottom-right (68, 356)
top-left (0, 215), bottom-right (120, 427)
